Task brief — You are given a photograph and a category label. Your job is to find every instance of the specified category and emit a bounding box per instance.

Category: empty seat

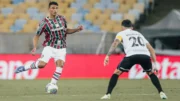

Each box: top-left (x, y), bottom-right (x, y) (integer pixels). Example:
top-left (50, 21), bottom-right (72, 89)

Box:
top-left (88, 0), bottom-right (100, 5)
top-left (92, 19), bottom-right (104, 26)
top-left (133, 3), bottom-right (145, 13)
top-left (88, 25), bottom-right (100, 32)
top-left (85, 13), bottom-right (97, 22)
top-left (32, 13), bottom-right (45, 21)
top-left (107, 3), bottom-right (119, 11)
top-left (104, 20), bottom-right (117, 25)
top-left (1, 7), bottom-right (13, 16)
top-left (97, 14), bottom-right (110, 21)
top-left (12, 0), bottom-right (24, 4)
top-left (118, 4), bottom-right (131, 13)
top-left (123, 13), bottom-right (136, 24)
top-left (103, 9), bottom-right (113, 15)
top-left (100, 0), bottom-right (112, 6)
top-left (128, 9), bottom-right (141, 20)
top-left (76, 0), bottom-right (87, 6)
top-left (14, 19), bottom-right (27, 30)
top-left (111, 13), bottom-right (123, 21)
top-left (113, 0), bottom-right (126, 4)
top-left (94, 3), bottom-right (106, 11)
top-left (112, 25), bottom-right (122, 32)
top-left (71, 13), bottom-right (83, 22)
top-left (71, 3), bottom-right (82, 10)
top-left (83, 4), bottom-right (93, 10)
top-left (101, 24), bottom-right (113, 32)
top-left (6, 14), bottom-right (18, 20)
top-left (18, 13), bottom-right (30, 20)
top-left (27, 7), bottom-right (39, 16)
top-left (90, 8), bottom-right (102, 15)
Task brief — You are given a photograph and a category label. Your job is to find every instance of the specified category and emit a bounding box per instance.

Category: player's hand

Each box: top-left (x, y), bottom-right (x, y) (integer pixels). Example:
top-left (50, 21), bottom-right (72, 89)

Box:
top-left (104, 55), bottom-right (109, 66)
top-left (152, 62), bottom-right (158, 74)
top-left (77, 25), bottom-right (83, 32)
top-left (31, 48), bottom-right (36, 56)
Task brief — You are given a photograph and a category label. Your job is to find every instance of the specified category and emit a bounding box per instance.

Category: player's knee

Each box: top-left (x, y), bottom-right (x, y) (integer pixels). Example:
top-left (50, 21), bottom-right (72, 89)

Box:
top-left (114, 69), bottom-right (122, 75)
top-left (38, 61), bottom-right (47, 68)
top-left (56, 60), bottom-right (64, 67)
top-left (146, 72), bottom-right (153, 76)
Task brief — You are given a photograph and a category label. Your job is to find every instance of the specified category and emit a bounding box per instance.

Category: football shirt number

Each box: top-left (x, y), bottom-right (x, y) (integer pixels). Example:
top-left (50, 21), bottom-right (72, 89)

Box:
top-left (129, 36), bottom-right (145, 47)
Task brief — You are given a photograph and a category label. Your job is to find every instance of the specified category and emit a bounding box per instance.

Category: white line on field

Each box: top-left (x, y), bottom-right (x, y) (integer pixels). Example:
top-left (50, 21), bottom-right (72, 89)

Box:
top-left (0, 93), bottom-right (156, 98)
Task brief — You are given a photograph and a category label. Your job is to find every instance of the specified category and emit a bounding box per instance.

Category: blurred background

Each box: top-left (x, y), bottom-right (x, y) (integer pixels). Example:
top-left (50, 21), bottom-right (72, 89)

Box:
top-left (0, 0), bottom-right (179, 54)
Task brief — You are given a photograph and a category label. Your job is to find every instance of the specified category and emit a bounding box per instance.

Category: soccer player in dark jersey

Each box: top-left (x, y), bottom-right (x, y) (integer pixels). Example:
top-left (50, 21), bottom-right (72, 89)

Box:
top-left (101, 20), bottom-right (167, 100)
top-left (15, 1), bottom-right (83, 86)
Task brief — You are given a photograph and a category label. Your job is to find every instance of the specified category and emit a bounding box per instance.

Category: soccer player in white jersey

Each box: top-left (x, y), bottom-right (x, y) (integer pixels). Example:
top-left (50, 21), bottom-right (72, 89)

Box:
top-left (101, 20), bottom-right (167, 100)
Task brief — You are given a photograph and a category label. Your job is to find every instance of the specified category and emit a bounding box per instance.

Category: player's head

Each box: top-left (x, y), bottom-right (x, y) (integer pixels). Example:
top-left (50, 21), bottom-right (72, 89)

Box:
top-left (48, 1), bottom-right (58, 16)
top-left (121, 19), bottom-right (133, 30)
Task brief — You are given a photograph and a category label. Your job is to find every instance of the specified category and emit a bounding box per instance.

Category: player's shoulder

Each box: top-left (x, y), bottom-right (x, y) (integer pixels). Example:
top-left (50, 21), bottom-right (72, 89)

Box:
top-left (57, 15), bottom-right (66, 19)
top-left (116, 30), bottom-right (126, 36)
top-left (38, 18), bottom-right (47, 26)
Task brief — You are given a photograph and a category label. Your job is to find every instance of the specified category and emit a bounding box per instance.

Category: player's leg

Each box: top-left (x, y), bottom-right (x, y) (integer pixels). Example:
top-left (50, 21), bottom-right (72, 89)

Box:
top-left (50, 48), bottom-right (66, 85)
top-left (101, 57), bottom-right (134, 99)
top-left (101, 69), bottom-right (123, 99)
top-left (140, 55), bottom-right (167, 99)
top-left (15, 46), bottom-right (52, 73)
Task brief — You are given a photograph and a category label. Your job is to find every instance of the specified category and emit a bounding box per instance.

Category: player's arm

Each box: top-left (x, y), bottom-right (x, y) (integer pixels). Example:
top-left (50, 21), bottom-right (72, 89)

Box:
top-left (62, 16), bottom-right (83, 34)
top-left (146, 43), bottom-right (156, 62)
top-left (104, 35), bottom-right (122, 66)
top-left (66, 26), bottom-right (83, 34)
top-left (31, 21), bottom-right (46, 55)
top-left (107, 39), bottom-right (121, 56)
top-left (32, 35), bottom-right (40, 50)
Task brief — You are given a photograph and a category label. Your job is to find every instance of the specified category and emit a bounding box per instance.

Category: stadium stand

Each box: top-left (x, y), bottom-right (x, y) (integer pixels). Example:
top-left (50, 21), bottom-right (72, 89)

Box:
top-left (0, 0), bottom-right (154, 33)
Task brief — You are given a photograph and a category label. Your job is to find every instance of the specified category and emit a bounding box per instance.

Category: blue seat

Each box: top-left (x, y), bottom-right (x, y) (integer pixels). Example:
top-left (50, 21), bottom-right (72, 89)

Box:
top-left (1, 8), bottom-right (13, 16)
top-left (107, 3), bottom-right (119, 11)
top-left (128, 9), bottom-right (141, 20)
top-left (88, 25), bottom-right (100, 32)
top-left (10, 25), bottom-right (23, 32)
top-left (100, 0), bottom-right (112, 6)
top-left (75, 0), bottom-right (87, 6)
top-left (94, 3), bottom-right (106, 10)
top-left (138, 0), bottom-right (150, 9)
top-left (71, 3), bottom-right (82, 10)
top-left (27, 7), bottom-right (39, 16)
top-left (13, 19), bottom-right (27, 31)
top-left (77, 9), bottom-right (89, 16)
top-left (111, 13), bottom-right (123, 21)
top-left (71, 13), bottom-right (83, 22)
top-left (12, 0), bottom-right (24, 4)
top-left (32, 13), bottom-right (45, 21)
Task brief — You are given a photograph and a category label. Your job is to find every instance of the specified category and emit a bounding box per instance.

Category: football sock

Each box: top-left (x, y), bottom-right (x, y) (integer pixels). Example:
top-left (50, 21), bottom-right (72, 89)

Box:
top-left (24, 60), bottom-right (39, 70)
top-left (149, 73), bottom-right (163, 93)
top-left (106, 74), bottom-right (119, 94)
top-left (50, 67), bottom-right (63, 84)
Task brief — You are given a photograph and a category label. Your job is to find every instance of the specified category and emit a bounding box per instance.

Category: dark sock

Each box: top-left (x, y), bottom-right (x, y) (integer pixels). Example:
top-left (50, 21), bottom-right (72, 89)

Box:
top-left (149, 73), bottom-right (163, 93)
top-left (106, 74), bottom-right (119, 94)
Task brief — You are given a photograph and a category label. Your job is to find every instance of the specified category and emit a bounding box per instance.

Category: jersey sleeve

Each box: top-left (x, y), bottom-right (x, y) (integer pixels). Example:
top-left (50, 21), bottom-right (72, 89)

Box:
top-left (141, 34), bottom-right (149, 44)
top-left (62, 16), bottom-right (67, 28)
top-left (36, 20), bottom-right (46, 36)
top-left (115, 33), bottom-right (123, 42)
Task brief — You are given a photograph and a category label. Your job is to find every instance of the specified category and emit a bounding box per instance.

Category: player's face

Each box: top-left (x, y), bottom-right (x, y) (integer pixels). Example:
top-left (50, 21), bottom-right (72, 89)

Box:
top-left (49, 5), bottom-right (58, 16)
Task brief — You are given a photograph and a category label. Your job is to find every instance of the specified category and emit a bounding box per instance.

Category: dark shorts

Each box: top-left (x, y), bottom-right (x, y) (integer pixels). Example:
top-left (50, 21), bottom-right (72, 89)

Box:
top-left (117, 54), bottom-right (152, 72)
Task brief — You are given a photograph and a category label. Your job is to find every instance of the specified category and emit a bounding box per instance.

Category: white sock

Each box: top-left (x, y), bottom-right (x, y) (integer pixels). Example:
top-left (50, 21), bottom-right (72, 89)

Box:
top-left (50, 67), bottom-right (63, 84)
top-left (24, 60), bottom-right (39, 70)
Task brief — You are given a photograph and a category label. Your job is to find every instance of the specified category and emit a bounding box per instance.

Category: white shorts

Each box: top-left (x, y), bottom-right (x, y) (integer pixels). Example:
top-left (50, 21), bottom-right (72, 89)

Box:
top-left (39, 46), bottom-right (66, 63)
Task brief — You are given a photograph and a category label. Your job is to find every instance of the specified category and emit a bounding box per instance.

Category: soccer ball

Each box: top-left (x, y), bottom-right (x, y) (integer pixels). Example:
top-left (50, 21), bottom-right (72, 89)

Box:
top-left (46, 83), bottom-right (58, 94)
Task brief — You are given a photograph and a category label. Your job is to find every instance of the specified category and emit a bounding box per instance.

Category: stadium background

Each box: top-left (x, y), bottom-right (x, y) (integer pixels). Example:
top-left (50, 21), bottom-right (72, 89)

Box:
top-left (0, 0), bottom-right (180, 101)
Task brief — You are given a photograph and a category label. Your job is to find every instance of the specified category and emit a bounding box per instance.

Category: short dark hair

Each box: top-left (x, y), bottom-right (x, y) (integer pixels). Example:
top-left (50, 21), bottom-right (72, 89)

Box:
top-left (121, 19), bottom-right (132, 27)
top-left (49, 1), bottom-right (58, 8)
